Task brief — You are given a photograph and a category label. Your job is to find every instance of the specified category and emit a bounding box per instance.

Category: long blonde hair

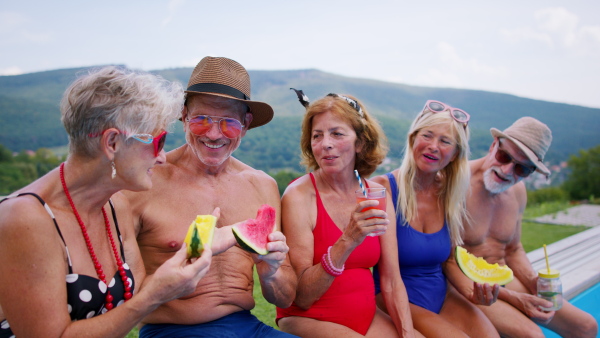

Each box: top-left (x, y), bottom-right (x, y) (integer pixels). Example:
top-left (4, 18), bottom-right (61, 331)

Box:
top-left (396, 111), bottom-right (470, 246)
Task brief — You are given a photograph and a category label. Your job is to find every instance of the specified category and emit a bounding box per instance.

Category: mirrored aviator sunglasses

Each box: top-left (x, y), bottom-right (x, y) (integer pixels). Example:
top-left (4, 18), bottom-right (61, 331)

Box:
top-left (187, 115), bottom-right (244, 139)
top-left (424, 100), bottom-right (470, 125)
top-left (495, 147), bottom-right (535, 178)
top-left (130, 130), bottom-right (167, 157)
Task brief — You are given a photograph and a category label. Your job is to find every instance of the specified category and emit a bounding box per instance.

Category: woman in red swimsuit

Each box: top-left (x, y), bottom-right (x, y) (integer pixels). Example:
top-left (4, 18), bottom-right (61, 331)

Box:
top-left (0, 66), bottom-right (213, 337)
top-left (276, 91), bottom-right (417, 337)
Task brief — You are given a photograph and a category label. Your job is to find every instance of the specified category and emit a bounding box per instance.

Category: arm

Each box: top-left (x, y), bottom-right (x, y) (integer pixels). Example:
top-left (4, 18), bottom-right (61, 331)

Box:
top-left (443, 248), bottom-right (499, 306)
top-left (0, 195), bottom-right (212, 338)
top-left (283, 177), bottom-right (387, 310)
top-left (254, 176), bottom-right (297, 308)
top-left (377, 185), bottom-right (416, 338)
top-left (504, 184), bottom-right (538, 294)
top-left (499, 186), bottom-right (554, 323)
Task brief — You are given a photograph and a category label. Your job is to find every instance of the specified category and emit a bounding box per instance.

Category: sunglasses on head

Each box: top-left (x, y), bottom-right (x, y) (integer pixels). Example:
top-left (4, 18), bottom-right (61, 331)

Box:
top-left (187, 115), bottom-right (244, 139)
top-left (495, 144), bottom-right (536, 178)
top-left (130, 130), bottom-right (168, 157)
top-left (88, 129), bottom-right (167, 157)
top-left (423, 100), bottom-right (470, 125)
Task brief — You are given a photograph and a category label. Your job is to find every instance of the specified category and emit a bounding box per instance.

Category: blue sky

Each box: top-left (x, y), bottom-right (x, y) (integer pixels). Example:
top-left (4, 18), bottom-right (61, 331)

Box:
top-left (1, 0), bottom-right (599, 108)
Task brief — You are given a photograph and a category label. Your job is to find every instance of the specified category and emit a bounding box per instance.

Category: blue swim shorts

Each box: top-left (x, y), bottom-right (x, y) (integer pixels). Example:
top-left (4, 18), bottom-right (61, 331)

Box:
top-left (139, 310), bottom-right (299, 338)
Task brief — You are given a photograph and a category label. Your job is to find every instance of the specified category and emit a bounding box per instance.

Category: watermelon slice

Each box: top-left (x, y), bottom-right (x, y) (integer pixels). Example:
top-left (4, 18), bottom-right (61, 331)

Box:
top-left (232, 204), bottom-right (276, 255)
top-left (184, 215), bottom-right (216, 258)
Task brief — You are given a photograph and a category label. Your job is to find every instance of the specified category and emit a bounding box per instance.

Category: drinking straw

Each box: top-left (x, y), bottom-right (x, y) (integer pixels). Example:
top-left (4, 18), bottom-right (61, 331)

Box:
top-left (354, 170), bottom-right (367, 197)
top-left (543, 244), bottom-right (551, 273)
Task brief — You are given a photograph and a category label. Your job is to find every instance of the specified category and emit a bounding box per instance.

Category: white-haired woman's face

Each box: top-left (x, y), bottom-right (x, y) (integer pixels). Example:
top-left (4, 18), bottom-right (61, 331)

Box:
top-left (412, 123), bottom-right (458, 174)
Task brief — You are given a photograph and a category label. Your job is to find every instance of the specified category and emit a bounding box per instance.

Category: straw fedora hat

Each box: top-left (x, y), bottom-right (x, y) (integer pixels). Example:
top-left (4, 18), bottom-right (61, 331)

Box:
top-left (490, 116), bottom-right (552, 177)
top-left (185, 56), bottom-right (274, 129)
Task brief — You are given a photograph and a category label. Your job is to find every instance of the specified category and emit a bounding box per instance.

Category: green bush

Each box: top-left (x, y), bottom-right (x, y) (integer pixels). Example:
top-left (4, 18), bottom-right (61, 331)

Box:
top-left (562, 145), bottom-right (600, 201)
top-left (269, 169), bottom-right (303, 196)
top-left (527, 187), bottom-right (569, 205)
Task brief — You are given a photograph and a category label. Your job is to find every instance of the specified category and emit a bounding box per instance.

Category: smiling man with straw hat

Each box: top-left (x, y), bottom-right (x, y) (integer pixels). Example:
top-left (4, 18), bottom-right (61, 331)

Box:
top-left (445, 117), bottom-right (598, 337)
top-left (124, 56), bottom-right (298, 338)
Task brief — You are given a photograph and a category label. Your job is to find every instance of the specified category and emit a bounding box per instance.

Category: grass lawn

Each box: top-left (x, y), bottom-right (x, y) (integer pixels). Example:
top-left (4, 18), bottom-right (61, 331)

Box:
top-left (126, 202), bottom-right (590, 336)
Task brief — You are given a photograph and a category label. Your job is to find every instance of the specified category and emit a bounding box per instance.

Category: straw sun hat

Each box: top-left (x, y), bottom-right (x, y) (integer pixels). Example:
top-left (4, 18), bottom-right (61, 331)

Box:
top-left (184, 56), bottom-right (274, 129)
top-left (490, 116), bottom-right (552, 177)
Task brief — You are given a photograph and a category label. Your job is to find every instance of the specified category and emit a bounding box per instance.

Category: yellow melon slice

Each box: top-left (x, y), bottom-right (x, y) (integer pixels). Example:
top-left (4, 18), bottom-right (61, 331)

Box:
top-left (455, 246), bottom-right (514, 285)
top-left (184, 215), bottom-right (216, 258)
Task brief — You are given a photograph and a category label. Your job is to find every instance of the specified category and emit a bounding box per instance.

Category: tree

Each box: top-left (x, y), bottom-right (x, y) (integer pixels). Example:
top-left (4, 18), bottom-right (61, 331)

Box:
top-left (0, 144), bottom-right (13, 162)
top-left (269, 170), bottom-right (303, 196)
top-left (562, 145), bottom-right (600, 201)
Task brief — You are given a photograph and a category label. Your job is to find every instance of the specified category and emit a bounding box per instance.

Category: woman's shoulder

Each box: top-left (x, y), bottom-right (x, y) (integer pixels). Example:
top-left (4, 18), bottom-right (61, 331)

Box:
top-left (282, 173), bottom-right (315, 202)
top-left (0, 192), bottom-right (65, 253)
top-left (369, 170), bottom-right (397, 190)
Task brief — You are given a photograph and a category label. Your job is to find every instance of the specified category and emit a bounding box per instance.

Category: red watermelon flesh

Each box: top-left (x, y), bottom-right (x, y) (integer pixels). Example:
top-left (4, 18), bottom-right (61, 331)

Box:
top-left (232, 204), bottom-right (276, 255)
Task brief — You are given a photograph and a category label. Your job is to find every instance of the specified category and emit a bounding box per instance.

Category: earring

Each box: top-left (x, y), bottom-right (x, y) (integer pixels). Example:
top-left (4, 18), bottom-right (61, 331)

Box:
top-left (111, 161), bottom-right (117, 179)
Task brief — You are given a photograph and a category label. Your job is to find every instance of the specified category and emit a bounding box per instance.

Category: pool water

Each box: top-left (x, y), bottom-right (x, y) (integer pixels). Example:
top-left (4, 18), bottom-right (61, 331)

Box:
top-left (540, 281), bottom-right (600, 337)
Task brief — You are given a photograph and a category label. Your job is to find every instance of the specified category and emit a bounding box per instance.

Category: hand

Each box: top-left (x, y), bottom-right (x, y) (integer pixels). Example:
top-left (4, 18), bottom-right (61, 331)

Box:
top-left (211, 225), bottom-right (237, 255)
top-left (516, 292), bottom-right (555, 325)
top-left (206, 207), bottom-right (237, 255)
top-left (255, 231), bottom-right (289, 280)
top-left (145, 243), bottom-right (212, 303)
top-left (344, 200), bottom-right (389, 242)
top-left (469, 282), bottom-right (499, 306)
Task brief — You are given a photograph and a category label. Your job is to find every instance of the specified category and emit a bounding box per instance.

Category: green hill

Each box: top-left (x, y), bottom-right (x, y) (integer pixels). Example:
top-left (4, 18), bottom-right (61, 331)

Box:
top-left (1, 66), bottom-right (598, 174)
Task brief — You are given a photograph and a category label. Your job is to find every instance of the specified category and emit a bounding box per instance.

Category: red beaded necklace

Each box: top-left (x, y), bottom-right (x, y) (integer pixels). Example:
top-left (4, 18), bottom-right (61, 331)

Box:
top-left (59, 162), bottom-right (132, 311)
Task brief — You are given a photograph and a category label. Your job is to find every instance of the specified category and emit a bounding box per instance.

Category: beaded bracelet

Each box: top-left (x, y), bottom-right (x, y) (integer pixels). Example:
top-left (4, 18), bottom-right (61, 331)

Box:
top-left (320, 245), bottom-right (344, 277)
top-left (321, 255), bottom-right (341, 277)
top-left (326, 246), bottom-right (344, 274)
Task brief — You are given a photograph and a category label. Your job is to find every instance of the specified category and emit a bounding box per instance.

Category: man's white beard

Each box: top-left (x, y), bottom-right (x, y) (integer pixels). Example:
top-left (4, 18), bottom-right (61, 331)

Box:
top-left (483, 166), bottom-right (517, 194)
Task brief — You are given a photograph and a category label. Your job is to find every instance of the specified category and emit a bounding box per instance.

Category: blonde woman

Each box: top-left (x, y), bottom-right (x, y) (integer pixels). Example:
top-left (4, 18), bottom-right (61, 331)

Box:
top-left (372, 100), bottom-right (499, 337)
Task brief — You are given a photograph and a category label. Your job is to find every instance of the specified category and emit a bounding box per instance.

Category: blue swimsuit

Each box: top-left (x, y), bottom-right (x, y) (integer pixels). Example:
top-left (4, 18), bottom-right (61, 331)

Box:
top-left (0, 193), bottom-right (135, 338)
top-left (373, 173), bottom-right (451, 314)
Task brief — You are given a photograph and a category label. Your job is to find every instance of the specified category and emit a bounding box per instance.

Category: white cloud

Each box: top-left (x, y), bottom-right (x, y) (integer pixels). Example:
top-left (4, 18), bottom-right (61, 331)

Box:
top-left (535, 7), bottom-right (579, 47)
top-left (0, 11), bottom-right (27, 32)
top-left (411, 42), bottom-right (508, 89)
top-left (500, 27), bottom-right (553, 47)
top-left (162, 0), bottom-right (186, 27)
top-left (436, 42), bottom-right (507, 77)
top-left (415, 68), bottom-right (463, 87)
top-left (502, 7), bottom-right (600, 54)
top-left (0, 66), bottom-right (23, 75)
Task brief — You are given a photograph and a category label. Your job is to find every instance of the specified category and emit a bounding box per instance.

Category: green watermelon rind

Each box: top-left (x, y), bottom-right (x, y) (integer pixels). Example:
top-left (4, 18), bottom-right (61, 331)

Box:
top-left (231, 205), bottom-right (275, 256)
top-left (232, 227), bottom-right (269, 255)
top-left (188, 226), bottom-right (203, 258)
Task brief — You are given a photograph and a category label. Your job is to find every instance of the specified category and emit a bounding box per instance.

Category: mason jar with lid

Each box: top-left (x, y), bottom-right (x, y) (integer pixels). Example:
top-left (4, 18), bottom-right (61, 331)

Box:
top-left (537, 268), bottom-right (562, 311)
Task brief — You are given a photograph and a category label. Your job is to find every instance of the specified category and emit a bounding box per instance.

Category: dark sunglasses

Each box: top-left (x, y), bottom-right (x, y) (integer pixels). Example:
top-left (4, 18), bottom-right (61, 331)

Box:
top-left (187, 115), bottom-right (244, 139)
top-left (423, 100), bottom-right (470, 125)
top-left (495, 146), bottom-right (536, 178)
top-left (130, 130), bottom-right (168, 157)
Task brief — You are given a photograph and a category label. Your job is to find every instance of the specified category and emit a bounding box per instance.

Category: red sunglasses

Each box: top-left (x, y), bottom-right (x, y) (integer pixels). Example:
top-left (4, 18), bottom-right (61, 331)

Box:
top-left (187, 115), bottom-right (244, 139)
top-left (130, 130), bottom-right (168, 157)
top-left (495, 144), bottom-right (535, 178)
top-left (89, 129), bottom-right (167, 157)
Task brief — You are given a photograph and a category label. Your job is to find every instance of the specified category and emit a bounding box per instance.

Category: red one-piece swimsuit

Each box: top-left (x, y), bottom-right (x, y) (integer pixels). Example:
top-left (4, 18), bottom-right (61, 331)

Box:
top-left (276, 173), bottom-right (381, 335)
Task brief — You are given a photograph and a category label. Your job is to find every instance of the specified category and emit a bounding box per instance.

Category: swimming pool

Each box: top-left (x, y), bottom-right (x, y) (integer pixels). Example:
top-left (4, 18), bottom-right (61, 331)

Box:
top-left (540, 281), bottom-right (600, 337)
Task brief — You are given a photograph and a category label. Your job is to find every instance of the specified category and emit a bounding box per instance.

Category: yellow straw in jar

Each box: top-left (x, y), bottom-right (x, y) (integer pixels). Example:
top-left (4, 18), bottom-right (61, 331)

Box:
top-left (543, 244), bottom-right (551, 273)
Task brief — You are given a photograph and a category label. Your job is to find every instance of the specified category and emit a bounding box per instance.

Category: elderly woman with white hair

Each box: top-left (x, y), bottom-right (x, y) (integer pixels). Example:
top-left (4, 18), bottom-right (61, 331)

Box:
top-left (0, 66), bottom-right (212, 338)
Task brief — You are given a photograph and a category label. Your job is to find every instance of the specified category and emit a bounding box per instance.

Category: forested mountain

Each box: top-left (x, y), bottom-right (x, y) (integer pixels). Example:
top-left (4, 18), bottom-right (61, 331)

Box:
top-left (1, 66), bottom-right (598, 174)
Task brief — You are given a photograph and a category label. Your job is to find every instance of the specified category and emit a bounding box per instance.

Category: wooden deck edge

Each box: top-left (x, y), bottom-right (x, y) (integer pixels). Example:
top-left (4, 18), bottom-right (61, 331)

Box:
top-left (527, 227), bottom-right (600, 300)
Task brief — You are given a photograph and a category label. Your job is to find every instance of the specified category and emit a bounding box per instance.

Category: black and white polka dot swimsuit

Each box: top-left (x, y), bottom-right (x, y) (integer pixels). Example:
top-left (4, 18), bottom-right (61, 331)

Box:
top-left (0, 193), bottom-right (136, 338)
